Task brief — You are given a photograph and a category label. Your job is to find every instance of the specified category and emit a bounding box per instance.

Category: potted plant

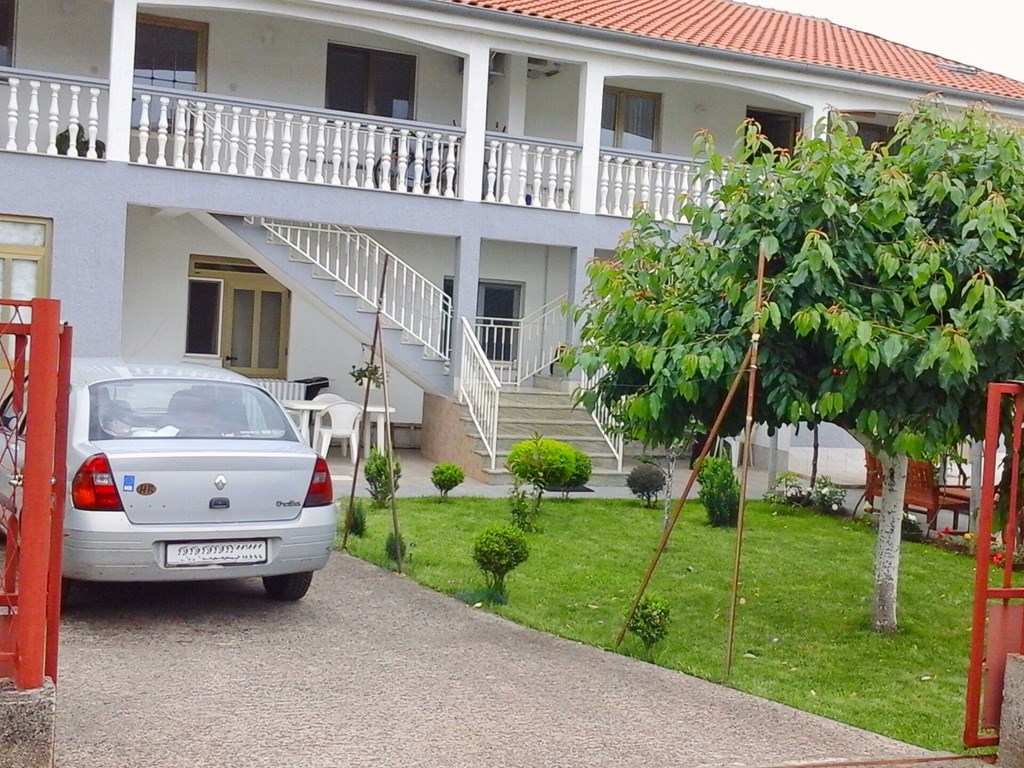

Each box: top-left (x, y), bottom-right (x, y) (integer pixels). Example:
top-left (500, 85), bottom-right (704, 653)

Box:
top-left (350, 362), bottom-right (384, 388)
top-left (901, 512), bottom-right (926, 542)
top-left (56, 127), bottom-right (106, 158)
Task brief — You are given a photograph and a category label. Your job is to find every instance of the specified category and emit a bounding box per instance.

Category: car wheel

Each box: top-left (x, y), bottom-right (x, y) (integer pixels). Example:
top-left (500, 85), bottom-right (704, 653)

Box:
top-left (262, 571), bottom-right (314, 601)
top-left (60, 577), bottom-right (77, 610)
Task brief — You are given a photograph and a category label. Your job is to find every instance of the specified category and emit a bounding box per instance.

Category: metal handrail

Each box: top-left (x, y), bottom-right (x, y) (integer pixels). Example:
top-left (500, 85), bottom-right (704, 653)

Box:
top-left (580, 365), bottom-right (624, 471)
top-left (248, 217), bottom-right (452, 360)
top-left (459, 316), bottom-right (501, 470)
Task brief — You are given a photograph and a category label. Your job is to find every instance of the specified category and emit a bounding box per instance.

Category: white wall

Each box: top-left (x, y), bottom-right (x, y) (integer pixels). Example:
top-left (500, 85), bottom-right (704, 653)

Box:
top-left (524, 65), bottom-right (580, 142)
top-left (15, 0), bottom-right (110, 77)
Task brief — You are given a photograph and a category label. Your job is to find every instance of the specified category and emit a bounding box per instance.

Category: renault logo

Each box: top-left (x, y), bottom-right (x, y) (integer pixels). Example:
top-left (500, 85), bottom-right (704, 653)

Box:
top-left (214, 474), bottom-right (228, 491)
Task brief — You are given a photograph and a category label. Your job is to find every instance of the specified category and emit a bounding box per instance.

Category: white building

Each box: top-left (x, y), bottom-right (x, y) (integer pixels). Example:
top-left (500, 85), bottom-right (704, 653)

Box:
top-left (2, 0), bottom-right (1023, 480)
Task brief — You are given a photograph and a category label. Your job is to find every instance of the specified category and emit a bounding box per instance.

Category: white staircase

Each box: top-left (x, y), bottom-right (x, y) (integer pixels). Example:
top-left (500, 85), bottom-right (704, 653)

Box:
top-left (462, 389), bottom-right (628, 486)
top-left (202, 214), bottom-right (451, 394)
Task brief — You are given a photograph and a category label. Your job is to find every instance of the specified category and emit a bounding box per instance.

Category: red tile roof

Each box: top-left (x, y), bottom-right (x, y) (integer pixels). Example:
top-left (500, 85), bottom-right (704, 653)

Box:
top-left (436, 0), bottom-right (1024, 102)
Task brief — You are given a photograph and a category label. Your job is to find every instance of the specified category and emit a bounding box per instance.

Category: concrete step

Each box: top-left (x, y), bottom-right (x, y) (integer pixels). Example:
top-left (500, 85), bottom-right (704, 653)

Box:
top-left (478, 464), bottom-right (629, 487)
top-left (499, 391), bottom-right (577, 407)
top-left (476, 448), bottom-right (623, 473)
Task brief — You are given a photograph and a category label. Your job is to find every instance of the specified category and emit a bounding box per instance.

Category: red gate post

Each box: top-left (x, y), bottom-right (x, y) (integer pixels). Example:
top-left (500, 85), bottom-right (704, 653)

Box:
top-left (14, 298), bottom-right (61, 690)
top-left (44, 322), bottom-right (72, 682)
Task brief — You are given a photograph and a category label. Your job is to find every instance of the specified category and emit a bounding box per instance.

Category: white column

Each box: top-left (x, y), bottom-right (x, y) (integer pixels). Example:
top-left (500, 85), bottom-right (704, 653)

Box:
top-left (459, 45), bottom-right (491, 202)
top-left (106, 0), bottom-right (140, 162)
top-left (506, 54), bottom-right (528, 136)
top-left (565, 246), bottom-right (591, 347)
top-left (451, 236), bottom-right (481, 387)
top-left (576, 62), bottom-right (608, 215)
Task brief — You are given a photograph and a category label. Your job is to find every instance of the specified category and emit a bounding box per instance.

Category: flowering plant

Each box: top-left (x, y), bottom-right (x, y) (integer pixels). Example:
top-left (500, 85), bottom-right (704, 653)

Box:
top-left (763, 472), bottom-right (847, 515)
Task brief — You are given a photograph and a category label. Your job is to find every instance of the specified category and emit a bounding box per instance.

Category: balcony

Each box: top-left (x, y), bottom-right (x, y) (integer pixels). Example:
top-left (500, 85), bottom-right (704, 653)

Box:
top-left (1, 65), bottom-right (716, 223)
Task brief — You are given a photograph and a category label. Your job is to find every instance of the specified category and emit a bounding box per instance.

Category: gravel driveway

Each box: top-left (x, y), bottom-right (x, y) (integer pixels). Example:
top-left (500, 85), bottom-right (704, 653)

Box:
top-left (55, 554), bottom-right (949, 768)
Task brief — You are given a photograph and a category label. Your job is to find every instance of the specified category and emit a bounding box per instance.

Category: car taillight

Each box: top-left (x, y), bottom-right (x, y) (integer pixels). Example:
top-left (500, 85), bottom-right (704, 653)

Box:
top-left (71, 453), bottom-right (125, 511)
top-left (304, 455), bottom-right (333, 507)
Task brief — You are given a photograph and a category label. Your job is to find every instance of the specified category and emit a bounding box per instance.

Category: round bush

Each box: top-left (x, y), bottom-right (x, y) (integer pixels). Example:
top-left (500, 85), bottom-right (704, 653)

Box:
top-left (626, 463), bottom-right (667, 507)
top-left (472, 524), bottom-right (529, 595)
top-left (626, 593), bottom-right (672, 650)
top-left (506, 436), bottom-right (576, 490)
top-left (431, 462), bottom-right (465, 498)
top-left (566, 449), bottom-right (593, 489)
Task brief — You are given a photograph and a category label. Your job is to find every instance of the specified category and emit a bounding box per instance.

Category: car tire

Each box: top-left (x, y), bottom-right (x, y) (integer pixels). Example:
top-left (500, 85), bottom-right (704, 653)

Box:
top-left (60, 577), bottom-right (77, 610)
top-left (262, 571), bottom-right (313, 601)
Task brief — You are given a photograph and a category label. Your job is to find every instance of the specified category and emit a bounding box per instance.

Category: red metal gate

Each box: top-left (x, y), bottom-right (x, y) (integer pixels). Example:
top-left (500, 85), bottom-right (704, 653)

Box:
top-left (0, 298), bottom-right (71, 690)
top-left (966, 381), bottom-right (1024, 748)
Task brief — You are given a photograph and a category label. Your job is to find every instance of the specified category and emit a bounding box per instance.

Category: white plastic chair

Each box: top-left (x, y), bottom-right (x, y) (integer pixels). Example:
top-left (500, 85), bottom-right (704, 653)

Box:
top-left (309, 393), bottom-right (347, 447)
top-left (316, 401), bottom-right (362, 461)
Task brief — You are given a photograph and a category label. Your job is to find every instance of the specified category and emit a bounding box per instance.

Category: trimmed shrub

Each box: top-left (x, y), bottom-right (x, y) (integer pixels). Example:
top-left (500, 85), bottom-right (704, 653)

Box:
top-left (472, 524), bottom-right (529, 596)
top-left (561, 449), bottom-right (593, 499)
top-left (365, 448), bottom-right (401, 507)
top-left (506, 435), bottom-right (576, 492)
top-left (626, 593), bottom-right (672, 653)
top-left (341, 498), bottom-right (367, 538)
top-left (385, 530), bottom-right (406, 563)
top-left (431, 462), bottom-right (465, 500)
top-left (697, 456), bottom-right (740, 527)
top-left (626, 463), bottom-right (667, 508)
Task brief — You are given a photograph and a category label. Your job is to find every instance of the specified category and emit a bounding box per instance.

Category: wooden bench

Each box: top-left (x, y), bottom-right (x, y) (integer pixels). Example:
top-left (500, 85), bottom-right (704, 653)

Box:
top-left (865, 452), bottom-right (971, 533)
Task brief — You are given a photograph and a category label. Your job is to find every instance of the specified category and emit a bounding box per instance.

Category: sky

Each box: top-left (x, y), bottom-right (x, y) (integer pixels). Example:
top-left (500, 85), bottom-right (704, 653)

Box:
top-left (742, 0), bottom-right (1024, 84)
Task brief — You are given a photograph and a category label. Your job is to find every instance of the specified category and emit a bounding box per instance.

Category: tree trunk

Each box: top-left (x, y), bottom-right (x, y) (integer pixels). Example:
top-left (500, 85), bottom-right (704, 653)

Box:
top-left (873, 451), bottom-right (908, 634)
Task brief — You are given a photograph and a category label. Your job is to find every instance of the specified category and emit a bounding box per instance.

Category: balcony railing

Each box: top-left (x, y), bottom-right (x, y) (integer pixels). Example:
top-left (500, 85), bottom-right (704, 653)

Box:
top-left (482, 132), bottom-right (580, 211)
top-left (0, 67), bottom-right (108, 158)
top-left (598, 149), bottom-right (714, 222)
top-left (132, 87), bottom-right (463, 197)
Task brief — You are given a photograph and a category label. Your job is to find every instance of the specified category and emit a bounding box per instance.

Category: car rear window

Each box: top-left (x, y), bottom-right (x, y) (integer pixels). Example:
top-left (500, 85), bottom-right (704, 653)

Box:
top-left (88, 379), bottom-right (296, 441)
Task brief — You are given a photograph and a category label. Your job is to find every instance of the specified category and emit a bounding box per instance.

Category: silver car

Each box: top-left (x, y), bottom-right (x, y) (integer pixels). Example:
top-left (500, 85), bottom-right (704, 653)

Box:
top-left (11, 359), bottom-right (336, 602)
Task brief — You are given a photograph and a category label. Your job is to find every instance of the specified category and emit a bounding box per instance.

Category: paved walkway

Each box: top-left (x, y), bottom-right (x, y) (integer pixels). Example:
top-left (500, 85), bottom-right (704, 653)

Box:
top-left (54, 450), bottom-right (984, 767)
top-left (55, 556), bottom-right (978, 768)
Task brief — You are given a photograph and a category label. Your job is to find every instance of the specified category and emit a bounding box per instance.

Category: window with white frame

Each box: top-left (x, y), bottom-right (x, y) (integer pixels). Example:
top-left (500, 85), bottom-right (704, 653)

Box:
top-left (0, 0), bottom-right (15, 67)
top-left (325, 44), bottom-right (416, 119)
top-left (602, 88), bottom-right (661, 153)
top-left (0, 215), bottom-right (51, 302)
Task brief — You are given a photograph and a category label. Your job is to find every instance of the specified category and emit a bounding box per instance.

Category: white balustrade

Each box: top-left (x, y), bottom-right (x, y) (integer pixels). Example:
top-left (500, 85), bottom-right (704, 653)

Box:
top-left (598, 152), bottom-right (714, 222)
top-left (459, 317), bottom-right (502, 470)
top-left (247, 217), bottom-right (452, 361)
top-left (0, 68), bottom-right (107, 158)
top-left (482, 132), bottom-right (580, 211)
top-left (132, 88), bottom-right (463, 198)
top-left (581, 365), bottom-right (624, 472)
top-left (474, 294), bottom-right (568, 386)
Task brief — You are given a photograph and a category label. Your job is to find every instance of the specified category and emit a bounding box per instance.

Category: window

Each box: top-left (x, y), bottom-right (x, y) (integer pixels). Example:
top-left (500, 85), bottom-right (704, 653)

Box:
top-left (185, 278), bottom-right (221, 356)
top-left (746, 108), bottom-right (802, 153)
top-left (0, 0), bottom-right (14, 67)
top-left (854, 120), bottom-right (895, 148)
top-left (0, 216), bottom-right (50, 302)
top-left (602, 88), bottom-right (661, 153)
top-left (326, 44), bottom-right (416, 119)
top-left (134, 14), bottom-right (208, 92)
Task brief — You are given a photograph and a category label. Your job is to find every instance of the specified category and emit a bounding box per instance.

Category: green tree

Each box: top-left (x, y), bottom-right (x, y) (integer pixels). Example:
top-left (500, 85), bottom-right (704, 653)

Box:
top-left (567, 100), bottom-right (1024, 633)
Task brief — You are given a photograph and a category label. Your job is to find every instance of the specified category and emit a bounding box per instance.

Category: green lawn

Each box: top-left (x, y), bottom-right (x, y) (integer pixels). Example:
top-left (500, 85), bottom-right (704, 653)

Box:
top-left (339, 495), bottom-right (981, 754)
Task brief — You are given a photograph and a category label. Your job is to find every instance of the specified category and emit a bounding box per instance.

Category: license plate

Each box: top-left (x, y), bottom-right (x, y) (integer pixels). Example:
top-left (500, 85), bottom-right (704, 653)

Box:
top-left (166, 540), bottom-right (268, 567)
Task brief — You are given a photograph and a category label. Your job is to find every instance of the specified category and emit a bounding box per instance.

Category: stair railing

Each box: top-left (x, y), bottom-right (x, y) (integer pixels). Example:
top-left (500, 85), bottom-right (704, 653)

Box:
top-left (580, 365), bottom-right (624, 471)
top-left (474, 294), bottom-right (568, 386)
top-left (247, 217), bottom-right (451, 360)
top-left (459, 316), bottom-right (501, 470)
